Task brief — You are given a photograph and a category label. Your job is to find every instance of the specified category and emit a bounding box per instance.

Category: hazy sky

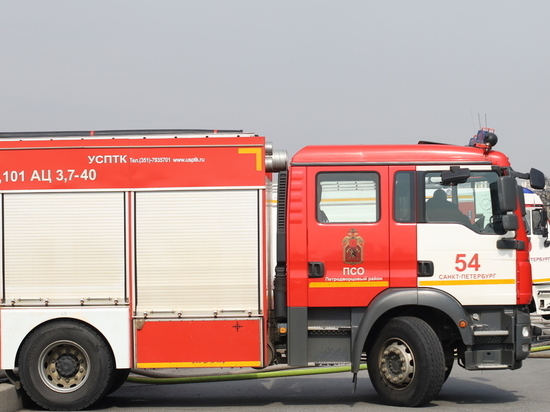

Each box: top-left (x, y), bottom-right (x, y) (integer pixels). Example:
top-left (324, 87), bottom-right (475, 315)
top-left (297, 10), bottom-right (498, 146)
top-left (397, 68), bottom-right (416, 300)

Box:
top-left (1, 1), bottom-right (549, 175)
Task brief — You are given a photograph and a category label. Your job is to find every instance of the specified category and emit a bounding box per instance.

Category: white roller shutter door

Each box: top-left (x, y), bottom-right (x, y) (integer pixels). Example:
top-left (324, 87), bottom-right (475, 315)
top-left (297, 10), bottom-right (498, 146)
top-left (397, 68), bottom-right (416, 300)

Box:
top-left (3, 192), bottom-right (126, 304)
top-left (135, 190), bottom-right (260, 316)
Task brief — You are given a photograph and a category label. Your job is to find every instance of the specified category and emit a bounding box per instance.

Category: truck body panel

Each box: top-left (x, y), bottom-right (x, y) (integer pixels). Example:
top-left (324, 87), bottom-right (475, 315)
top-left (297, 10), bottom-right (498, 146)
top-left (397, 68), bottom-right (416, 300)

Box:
top-left (1, 307), bottom-right (131, 369)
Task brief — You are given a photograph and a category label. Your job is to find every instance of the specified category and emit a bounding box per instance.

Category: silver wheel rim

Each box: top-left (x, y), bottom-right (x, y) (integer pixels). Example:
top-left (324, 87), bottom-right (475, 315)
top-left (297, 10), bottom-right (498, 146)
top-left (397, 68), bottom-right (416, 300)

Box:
top-left (38, 340), bottom-right (90, 393)
top-left (377, 338), bottom-right (415, 390)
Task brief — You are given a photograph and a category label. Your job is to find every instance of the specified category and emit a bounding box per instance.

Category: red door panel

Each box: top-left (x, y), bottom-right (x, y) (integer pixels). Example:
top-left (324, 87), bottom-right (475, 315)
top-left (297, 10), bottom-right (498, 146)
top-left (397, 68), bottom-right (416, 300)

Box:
top-left (306, 167), bottom-right (390, 307)
top-left (389, 166), bottom-right (417, 287)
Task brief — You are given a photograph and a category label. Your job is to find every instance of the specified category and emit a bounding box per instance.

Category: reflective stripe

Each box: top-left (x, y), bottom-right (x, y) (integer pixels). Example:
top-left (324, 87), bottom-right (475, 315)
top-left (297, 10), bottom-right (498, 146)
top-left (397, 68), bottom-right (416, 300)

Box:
top-left (419, 279), bottom-right (515, 286)
top-left (309, 281), bottom-right (388, 288)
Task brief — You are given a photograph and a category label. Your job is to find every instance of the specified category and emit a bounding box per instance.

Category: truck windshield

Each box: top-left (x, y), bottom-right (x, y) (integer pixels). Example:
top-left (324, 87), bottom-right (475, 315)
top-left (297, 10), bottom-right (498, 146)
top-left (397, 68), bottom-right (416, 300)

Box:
top-left (424, 171), bottom-right (501, 233)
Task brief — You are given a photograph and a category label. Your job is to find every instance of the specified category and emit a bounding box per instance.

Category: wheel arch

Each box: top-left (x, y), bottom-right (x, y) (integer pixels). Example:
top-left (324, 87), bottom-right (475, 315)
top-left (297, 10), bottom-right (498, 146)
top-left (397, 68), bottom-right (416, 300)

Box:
top-left (15, 317), bottom-right (115, 368)
top-left (1, 307), bottom-right (131, 370)
top-left (351, 288), bottom-right (473, 373)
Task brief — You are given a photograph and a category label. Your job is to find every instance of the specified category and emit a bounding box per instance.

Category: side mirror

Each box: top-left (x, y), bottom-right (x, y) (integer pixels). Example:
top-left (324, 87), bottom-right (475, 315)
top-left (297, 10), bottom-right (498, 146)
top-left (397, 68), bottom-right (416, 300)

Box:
top-left (497, 176), bottom-right (517, 212)
top-left (530, 168), bottom-right (546, 190)
top-left (502, 214), bottom-right (519, 231)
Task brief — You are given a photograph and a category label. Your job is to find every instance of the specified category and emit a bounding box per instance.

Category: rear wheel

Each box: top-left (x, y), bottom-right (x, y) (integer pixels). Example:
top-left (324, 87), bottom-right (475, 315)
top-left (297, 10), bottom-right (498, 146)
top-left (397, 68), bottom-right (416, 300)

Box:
top-left (367, 316), bottom-right (445, 407)
top-left (18, 320), bottom-right (115, 411)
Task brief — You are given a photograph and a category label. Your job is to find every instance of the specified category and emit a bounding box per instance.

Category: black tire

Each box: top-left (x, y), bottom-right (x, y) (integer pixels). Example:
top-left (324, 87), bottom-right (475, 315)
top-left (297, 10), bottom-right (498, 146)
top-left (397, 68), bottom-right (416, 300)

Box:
top-left (109, 369), bottom-right (130, 394)
top-left (366, 316), bottom-right (445, 407)
top-left (18, 320), bottom-right (115, 411)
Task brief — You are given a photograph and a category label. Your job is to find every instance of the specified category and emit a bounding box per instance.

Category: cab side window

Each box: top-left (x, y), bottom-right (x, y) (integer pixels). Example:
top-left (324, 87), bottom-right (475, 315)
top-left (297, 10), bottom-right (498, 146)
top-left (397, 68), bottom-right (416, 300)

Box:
top-left (394, 171), bottom-right (415, 223)
top-left (424, 171), bottom-right (499, 232)
top-left (316, 172), bottom-right (379, 223)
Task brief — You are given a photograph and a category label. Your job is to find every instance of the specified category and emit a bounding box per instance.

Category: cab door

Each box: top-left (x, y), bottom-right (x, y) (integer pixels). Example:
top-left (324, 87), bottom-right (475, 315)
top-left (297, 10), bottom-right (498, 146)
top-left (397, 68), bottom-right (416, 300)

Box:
top-left (306, 166), bottom-right (390, 307)
top-left (417, 167), bottom-right (518, 305)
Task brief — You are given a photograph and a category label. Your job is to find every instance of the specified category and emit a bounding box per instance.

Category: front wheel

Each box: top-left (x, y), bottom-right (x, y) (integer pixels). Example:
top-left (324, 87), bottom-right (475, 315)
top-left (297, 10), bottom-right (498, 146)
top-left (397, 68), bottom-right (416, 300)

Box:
top-left (367, 316), bottom-right (445, 407)
top-left (18, 320), bottom-right (115, 411)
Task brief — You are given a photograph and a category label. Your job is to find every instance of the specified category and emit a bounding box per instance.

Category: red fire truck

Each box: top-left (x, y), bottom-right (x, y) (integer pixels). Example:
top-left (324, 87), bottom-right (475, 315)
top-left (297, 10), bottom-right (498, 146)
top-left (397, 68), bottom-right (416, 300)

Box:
top-left (0, 129), bottom-right (545, 410)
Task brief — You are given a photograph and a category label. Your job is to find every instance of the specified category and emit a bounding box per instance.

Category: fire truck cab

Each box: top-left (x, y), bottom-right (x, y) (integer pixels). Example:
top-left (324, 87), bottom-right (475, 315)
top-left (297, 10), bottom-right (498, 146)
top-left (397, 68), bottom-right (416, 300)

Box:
top-left (276, 138), bottom-right (544, 405)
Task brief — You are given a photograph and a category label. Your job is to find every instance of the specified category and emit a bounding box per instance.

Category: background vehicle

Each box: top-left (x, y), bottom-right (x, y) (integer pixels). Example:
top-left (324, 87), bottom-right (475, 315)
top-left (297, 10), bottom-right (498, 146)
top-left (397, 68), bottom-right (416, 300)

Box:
top-left (523, 188), bottom-right (550, 319)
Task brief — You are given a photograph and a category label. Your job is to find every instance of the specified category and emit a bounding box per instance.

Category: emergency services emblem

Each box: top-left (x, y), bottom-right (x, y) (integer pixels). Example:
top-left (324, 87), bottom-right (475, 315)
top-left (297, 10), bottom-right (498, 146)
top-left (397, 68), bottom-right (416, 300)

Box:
top-left (342, 228), bottom-right (364, 264)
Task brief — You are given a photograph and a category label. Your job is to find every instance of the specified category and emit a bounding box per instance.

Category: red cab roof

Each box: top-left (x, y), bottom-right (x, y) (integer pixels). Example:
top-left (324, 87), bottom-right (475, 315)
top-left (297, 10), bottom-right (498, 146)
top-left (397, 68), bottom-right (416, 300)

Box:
top-left (291, 143), bottom-right (510, 167)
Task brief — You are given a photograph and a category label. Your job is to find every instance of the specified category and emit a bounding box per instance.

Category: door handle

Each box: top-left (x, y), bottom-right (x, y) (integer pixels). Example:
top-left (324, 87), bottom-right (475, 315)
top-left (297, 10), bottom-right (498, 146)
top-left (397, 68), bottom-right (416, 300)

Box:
top-left (418, 261), bottom-right (434, 277)
top-left (308, 262), bottom-right (325, 278)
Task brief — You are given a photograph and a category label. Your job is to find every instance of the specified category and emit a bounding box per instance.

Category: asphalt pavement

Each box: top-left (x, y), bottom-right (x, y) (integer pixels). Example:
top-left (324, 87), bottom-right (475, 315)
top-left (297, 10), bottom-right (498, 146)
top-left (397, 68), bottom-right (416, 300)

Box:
top-left (3, 351), bottom-right (550, 412)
